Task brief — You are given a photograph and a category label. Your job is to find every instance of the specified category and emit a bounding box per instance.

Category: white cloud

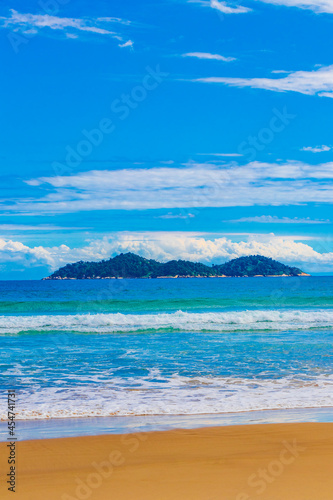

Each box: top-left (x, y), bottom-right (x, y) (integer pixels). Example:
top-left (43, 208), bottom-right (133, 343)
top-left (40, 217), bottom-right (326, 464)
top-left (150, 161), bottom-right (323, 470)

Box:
top-left (301, 145), bottom-right (331, 152)
top-left (318, 92), bottom-right (333, 98)
top-left (182, 52), bottom-right (236, 62)
top-left (0, 9), bottom-right (133, 46)
top-left (157, 212), bottom-right (196, 219)
top-left (229, 216), bottom-right (331, 224)
top-left (10, 161), bottom-right (333, 213)
top-left (0, 237), bottom-right (122, 270)
top-left (257, 0), bottom-right (333, 14)
top-left (190, 0), bottom-right (333, 14)
top-left (187, 0), bottom-right (333, 14)
top-left (1, 233), bottom-right (333, 273)
top-left (211, 0), bottom-right (251, 13)
top-left (119, 40), bottom-right (134, 48)
top-left (189, 0), bottom-right (251, 14)
top-left (0, 239), bottom-right (69, 269)
top-left (193, 65), bottom-right (333, 98)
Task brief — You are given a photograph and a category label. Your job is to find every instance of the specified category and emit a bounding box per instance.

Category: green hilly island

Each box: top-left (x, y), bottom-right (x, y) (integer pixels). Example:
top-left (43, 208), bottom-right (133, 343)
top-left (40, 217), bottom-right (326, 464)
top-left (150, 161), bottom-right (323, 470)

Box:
top-left (44, 253), bottom-right (309, 280)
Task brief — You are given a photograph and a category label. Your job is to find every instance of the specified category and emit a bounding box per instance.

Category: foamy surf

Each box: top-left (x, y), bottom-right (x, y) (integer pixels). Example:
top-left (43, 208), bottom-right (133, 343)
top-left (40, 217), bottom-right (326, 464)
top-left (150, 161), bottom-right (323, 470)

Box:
top-left (1, 374), bottom-right (332, 420)
top-left (1, 309), bottom-right (333, 334)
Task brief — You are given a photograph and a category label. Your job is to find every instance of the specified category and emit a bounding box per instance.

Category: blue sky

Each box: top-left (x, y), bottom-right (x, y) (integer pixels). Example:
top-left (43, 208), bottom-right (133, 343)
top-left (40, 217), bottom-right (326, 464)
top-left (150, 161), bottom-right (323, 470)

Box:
top-left (1, 0), bottom-right (333, 278)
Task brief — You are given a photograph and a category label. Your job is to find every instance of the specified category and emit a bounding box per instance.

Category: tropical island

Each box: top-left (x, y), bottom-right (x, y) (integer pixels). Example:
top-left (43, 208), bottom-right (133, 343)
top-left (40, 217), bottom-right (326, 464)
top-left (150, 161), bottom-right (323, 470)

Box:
top-left (43, 253), bottom-right (310, 280)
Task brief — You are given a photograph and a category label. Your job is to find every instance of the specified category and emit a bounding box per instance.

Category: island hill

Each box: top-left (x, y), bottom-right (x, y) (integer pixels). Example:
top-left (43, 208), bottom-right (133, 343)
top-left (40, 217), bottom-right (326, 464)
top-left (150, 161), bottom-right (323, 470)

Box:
top-left (43, 253), bottom-right (309, 280)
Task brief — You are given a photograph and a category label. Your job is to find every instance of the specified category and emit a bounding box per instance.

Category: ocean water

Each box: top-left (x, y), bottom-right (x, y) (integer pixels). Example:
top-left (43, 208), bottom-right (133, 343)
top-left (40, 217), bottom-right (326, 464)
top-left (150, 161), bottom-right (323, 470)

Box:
top-left (0, 276), bottom-right (333, 420)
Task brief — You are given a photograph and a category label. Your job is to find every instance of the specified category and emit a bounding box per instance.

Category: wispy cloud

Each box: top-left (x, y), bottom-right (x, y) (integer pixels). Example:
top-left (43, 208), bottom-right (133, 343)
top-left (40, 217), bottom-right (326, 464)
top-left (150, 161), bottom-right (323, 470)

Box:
top-left (257, 0), bottom-right (333, 14)
top-left (192, 65), bottom-right (333, 98)
top-left (229, 216), bottom-right (331, 224)
top-left (182, 52), bottom-right (236, 62)
top-left (119, 39), bottom-right (134, 48)
top-left (189, 0), bottom-right (251, 14)
top-left (4, 160), bottom-right (333, 214)
top-left (157, 212), bottom-right (196, 219)
top-left (301, 145), bottom-right (332, 153)
top-left (190, 0), bottom-right (333, 14)
top-left (0, 9), bottom-right (134, 47)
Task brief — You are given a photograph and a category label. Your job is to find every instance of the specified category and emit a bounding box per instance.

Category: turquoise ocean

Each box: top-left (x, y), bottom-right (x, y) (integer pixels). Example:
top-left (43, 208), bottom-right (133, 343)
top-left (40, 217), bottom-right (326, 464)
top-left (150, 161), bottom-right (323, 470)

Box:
top-left (1, 276), bottom-right (333, 421)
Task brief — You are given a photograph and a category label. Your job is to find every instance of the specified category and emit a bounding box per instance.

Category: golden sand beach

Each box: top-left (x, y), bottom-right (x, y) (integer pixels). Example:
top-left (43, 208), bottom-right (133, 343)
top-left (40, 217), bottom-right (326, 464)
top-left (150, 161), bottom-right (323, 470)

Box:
top-left (1, 422), bottom-right (333, 500)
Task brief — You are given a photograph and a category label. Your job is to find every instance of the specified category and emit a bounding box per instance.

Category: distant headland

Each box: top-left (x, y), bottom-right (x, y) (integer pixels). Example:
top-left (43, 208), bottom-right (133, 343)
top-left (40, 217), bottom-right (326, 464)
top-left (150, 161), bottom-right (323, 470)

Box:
top-left (43, 253), bottom-right (310, 280)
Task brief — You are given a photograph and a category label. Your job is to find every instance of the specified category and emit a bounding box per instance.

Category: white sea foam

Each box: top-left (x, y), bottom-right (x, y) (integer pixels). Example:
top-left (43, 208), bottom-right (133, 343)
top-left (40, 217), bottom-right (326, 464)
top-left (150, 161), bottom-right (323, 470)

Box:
top-left (0, 309), bottom-right (333, 334)
top-left (1, 374), bottom-right (332, 420)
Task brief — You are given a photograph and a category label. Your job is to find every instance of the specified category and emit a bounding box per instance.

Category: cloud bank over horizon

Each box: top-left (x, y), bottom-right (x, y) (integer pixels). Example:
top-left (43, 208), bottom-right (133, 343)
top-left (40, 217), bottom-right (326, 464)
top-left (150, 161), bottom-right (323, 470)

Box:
top-left (0, 233), bottom-right (332, 275)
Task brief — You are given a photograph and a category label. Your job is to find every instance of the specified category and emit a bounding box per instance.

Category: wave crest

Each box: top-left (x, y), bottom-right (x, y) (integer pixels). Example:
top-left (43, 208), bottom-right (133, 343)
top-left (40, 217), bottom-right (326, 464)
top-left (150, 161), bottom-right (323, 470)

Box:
top-left (1, 309), bottom-right (333, 334)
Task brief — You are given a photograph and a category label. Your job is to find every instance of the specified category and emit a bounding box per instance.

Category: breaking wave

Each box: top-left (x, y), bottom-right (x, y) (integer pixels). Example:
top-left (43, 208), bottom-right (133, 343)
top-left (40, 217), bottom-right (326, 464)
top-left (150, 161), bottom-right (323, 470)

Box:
top-left (1, 308), bottom-right (333, 334)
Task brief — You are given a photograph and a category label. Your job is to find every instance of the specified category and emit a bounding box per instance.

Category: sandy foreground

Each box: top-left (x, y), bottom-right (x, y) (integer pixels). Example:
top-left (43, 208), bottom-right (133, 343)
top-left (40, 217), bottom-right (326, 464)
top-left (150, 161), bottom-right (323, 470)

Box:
top-left (1, 422), bottom-right (333, 500)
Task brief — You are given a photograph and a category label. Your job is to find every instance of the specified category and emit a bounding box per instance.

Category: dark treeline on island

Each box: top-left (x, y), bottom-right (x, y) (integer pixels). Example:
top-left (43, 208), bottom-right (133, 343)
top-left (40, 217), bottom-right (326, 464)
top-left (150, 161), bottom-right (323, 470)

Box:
top-left (44, 253), bottom-right (309, 280)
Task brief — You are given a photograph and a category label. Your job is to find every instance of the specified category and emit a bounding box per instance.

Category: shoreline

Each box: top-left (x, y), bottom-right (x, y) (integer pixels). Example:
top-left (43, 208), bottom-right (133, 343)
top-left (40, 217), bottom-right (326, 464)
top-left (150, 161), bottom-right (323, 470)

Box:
top-left (1, 406), bottom-right (333, 442)
top-left (1, 422), bottom-right (332, 499)
top-left (43, 273), bottom-right (311, 280)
